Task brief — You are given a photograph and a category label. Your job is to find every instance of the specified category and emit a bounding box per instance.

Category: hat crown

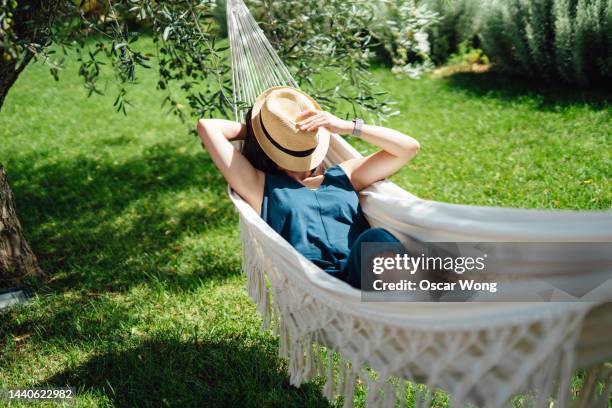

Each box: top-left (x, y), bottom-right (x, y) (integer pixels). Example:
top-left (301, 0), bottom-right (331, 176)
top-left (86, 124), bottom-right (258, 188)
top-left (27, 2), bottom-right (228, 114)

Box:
top-left (250, 86), bottom-right (330, 172)
top-left (261, 89), bottom-right (319, 151)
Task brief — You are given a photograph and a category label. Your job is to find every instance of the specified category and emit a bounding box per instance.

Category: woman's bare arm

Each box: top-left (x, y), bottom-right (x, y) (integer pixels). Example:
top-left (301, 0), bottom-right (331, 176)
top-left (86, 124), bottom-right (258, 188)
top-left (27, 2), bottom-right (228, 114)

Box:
top-left (296, 110), bottom-right (419, 191)
top-left (196, 119), bottom-right (264, 213)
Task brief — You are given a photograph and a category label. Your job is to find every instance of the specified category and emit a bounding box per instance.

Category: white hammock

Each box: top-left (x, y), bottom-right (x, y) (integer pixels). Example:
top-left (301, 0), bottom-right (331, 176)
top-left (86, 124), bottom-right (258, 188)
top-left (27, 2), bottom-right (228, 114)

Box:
top-left (225, 1), bottom-right (612, 406)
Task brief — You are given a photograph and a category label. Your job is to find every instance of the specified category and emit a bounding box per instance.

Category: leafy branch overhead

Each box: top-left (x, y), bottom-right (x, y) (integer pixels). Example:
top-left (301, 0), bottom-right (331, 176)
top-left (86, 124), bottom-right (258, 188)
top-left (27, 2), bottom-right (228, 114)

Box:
top-left (2, 1), bottom-right (237, 120)
top-left (0, 0), bottom-right (436, 123)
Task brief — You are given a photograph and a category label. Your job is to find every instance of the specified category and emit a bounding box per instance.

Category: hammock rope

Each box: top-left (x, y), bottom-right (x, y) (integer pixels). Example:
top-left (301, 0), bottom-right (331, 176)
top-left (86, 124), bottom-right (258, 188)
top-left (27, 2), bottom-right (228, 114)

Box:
top-left (225, 0), bottom-right (612, 406)
top-left (226, 0), bottom-right (297, 121)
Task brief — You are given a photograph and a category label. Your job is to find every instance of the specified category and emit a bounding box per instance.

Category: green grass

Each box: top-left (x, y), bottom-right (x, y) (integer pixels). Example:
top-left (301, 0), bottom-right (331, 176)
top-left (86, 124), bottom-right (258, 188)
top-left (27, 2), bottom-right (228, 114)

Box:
top-left (0, 43), bottom-right (610, 407)
top-left (371, 68), bottom-right (611, 209)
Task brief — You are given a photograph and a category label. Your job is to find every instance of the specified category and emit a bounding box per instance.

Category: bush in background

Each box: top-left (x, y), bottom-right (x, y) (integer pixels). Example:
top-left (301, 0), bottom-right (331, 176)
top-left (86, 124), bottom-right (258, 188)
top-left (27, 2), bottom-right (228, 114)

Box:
top-left (480, 0), bottom-right (612, 85)
top-left (421, 0), bottom-right (482, 65)
top-left (242, 0), bottom-right (611, 86)
top-left (446, 41), bottom-right (489, 66)
top-left (370, 0), bottom-right (438, 77)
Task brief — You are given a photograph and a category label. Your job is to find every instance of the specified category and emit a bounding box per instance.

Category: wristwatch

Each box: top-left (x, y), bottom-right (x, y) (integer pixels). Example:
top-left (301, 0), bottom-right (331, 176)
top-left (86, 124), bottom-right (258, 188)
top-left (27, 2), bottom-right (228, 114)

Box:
top-left (352, 118), bottom-right (364, 137)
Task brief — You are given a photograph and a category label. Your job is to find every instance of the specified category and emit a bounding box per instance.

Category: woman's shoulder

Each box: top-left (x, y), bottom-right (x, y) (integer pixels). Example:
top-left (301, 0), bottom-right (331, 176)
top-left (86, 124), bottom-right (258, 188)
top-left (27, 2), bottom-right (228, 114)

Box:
top-left (324, 163), bottom-right (356, 191)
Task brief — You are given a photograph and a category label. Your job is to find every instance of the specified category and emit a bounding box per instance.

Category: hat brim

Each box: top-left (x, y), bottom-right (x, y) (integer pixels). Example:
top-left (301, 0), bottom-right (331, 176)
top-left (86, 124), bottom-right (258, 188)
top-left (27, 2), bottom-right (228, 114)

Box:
top-left (251, 86), bottom-right (330, 172)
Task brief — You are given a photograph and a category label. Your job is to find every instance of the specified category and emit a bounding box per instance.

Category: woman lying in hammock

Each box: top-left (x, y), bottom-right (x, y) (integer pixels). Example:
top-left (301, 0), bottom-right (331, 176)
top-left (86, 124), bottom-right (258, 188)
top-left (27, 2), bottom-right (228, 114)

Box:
top-left (197, 86), bottom-right (419, 289)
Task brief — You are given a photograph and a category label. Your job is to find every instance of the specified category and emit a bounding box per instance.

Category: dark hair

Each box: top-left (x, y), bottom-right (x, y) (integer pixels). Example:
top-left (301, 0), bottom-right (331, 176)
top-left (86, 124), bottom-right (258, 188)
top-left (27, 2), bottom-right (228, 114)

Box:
top-left (242, 107), bottom-right (283, 175)
top-left (242, 107), bottom-right (325, 177)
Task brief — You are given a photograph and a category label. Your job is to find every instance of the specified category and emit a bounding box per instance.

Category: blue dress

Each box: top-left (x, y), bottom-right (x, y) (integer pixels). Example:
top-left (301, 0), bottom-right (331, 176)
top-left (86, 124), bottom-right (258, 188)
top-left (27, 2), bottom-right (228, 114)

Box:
top-left (261, 164), bottom-right (399, 288)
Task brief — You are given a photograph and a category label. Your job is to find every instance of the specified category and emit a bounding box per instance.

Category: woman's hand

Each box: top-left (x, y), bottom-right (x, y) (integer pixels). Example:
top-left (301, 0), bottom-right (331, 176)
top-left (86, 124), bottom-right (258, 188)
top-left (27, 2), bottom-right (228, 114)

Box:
top-left (296, 109), bottom-right (352, 134)
top-left (295, 107), bottom-right (420, 192)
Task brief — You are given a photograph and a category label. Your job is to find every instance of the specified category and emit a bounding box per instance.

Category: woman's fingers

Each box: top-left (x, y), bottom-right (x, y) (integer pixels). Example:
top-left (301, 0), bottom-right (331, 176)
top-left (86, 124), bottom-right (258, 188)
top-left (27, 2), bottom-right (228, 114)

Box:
top-left (297, 114), bottom-right (324, 129)
top-left (304, 117), bottom-right (328, 131)
top-left (298, 115), bottom-right (320, 130)
top-left (297, 113), bottom-right (321, 125)
top-left (296, 109), bottom-right (318, 122)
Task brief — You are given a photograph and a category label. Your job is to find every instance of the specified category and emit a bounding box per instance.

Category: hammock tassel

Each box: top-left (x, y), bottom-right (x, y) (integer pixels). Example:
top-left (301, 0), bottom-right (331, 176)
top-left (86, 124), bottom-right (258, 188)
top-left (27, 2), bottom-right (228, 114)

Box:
top-left (272, 303), bottom-right (281, 337)
top-left (336, 358), bottom-right (347, 401)
top-left (313, 341), bottom-right (325, 378)
top-left (303, 334), bottom-right (314, 380)
top-left (365, 373), bottom-right (380, 406)
top-left (279, 318), bottom-right (290, 359)
top-left (288, 337), bottom-right (302, 385)
top-left (382, 381), bottom-right (395, 408)
top-left (324, 350), bottom-right (335, 400)
top-left (342, 370), bottom-right (357, 408)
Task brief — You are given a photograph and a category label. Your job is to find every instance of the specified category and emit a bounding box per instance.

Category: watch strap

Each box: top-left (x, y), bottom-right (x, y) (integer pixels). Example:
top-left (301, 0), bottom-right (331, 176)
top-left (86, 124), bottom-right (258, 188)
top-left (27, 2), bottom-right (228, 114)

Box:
top-left (352, 118), bottom-right (364, 137)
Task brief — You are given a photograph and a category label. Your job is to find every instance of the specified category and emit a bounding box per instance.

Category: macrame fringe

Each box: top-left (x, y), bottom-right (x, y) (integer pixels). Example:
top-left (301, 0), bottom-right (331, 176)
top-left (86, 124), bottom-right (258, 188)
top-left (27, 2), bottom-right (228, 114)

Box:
top-left (324, 349), bottom-right (335, 400)
top-left (572, 362), bottom-right (612, 408)
top-left (239, 215), bottom-right (606, 408)
top-left (240, 218), bottom-right (272, 330)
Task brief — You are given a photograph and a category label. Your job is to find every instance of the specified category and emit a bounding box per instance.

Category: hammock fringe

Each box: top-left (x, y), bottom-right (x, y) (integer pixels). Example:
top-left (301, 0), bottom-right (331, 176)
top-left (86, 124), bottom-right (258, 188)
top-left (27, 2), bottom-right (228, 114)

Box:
top-left (239, 221), bottom-right (610, 407)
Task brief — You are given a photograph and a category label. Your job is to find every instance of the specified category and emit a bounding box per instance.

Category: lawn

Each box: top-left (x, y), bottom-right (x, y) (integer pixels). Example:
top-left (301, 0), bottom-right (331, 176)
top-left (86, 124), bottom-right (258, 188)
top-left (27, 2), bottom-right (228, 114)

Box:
top-left (0, 45), bottom-right (610, 407)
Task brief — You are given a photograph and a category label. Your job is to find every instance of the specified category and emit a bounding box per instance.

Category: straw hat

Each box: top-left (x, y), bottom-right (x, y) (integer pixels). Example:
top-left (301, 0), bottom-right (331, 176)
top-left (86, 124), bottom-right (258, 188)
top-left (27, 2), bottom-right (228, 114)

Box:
top-left (251, 86), bottom-right (330, 172)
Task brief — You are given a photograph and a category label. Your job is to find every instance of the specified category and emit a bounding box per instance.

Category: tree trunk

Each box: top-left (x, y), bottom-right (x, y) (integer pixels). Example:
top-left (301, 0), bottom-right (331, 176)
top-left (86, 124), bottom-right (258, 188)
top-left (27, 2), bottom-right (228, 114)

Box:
top-left (0, 164), bottom-right (44, 287)
top-left (0, 50), bottom-right (34, 111)
top-left (0, 0), bottom-right (59, 111)
top-left (0, 11), bottom-right (39, 287)
top-left (1, 1), bottom-right (62, 285)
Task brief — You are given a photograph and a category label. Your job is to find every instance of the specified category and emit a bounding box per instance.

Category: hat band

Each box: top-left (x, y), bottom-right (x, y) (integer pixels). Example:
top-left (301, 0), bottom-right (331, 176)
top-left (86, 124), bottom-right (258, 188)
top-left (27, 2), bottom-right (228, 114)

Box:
top-left (260, 115), bottom-right (316, 158)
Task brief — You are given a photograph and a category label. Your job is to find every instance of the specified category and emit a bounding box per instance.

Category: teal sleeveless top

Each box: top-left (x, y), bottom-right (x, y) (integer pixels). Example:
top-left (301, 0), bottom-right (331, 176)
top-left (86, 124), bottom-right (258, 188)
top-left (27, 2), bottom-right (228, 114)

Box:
top-left (261, 164), bottom-right (370, 275)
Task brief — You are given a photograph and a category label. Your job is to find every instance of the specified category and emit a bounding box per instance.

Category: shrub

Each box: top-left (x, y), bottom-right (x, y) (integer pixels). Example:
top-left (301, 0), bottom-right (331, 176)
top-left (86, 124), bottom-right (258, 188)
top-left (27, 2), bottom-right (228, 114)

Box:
top-left (446, 41), bottom-right (489, 66)
top-left (421, 0), bottom-right (482, 65)
top-left (370, 0), bottom-right (438, 77)
top-left (479, 0), bottom-right (612, 85)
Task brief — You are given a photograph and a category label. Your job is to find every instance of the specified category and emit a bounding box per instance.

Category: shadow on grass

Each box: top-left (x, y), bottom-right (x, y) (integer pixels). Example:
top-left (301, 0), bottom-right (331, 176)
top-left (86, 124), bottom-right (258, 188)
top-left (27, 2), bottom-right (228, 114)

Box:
top-left (38, 336), bottom-right (331, 408)
top-left (442, 71), bottom-right (612, 111)
top-left (6, 141), bottom-right (240, 294)
top-left (0, 292), bottom-right (139, 348)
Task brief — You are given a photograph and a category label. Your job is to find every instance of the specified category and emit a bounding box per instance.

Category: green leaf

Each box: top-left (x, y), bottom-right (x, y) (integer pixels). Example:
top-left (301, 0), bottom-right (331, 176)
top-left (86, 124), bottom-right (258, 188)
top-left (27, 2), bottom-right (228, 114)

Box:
top-left (163, 26), bottom-right (173, 41)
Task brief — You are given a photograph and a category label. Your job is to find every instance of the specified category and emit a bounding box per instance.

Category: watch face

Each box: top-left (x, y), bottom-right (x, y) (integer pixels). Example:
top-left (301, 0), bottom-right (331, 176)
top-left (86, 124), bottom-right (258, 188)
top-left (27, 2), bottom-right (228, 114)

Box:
top-left (352, 119), bottom-right (362, 136)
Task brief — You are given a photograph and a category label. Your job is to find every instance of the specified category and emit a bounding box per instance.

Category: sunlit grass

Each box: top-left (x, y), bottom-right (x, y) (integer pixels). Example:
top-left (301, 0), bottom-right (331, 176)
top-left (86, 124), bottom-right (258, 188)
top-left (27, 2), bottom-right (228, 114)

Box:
top-left (370, 69), bottom-right (611, 209)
